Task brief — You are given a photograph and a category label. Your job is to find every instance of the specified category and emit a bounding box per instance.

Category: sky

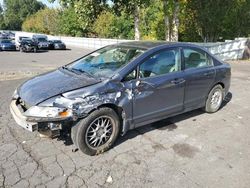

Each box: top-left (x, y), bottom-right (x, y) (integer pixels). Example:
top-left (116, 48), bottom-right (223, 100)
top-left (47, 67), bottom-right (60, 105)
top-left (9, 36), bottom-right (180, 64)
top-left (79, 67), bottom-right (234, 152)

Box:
top-left (38, 0), bottom-right (60, 8)
top-left (0, 0), bottom-right (60, 8)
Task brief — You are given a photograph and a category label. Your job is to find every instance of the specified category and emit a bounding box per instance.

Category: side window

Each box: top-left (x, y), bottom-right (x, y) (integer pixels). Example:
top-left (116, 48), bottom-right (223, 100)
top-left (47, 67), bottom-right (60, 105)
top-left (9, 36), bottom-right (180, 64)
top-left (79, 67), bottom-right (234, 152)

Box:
top-left (139, 48), bottom-right (181, 78)
top-left (183, 48), bottom-right (213, 69)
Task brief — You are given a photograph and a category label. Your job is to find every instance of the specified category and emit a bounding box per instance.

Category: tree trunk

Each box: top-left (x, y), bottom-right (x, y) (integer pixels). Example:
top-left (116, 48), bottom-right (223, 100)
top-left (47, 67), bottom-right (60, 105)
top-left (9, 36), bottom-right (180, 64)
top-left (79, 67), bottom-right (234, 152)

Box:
top-left (171, 0), bottom-right (179, 42)
top-left (134, 5), bottom-right (140, 41)
top-left (163, 0), bottom-right (170, 41)
top-left (165, 14), bottom-right (170, 41)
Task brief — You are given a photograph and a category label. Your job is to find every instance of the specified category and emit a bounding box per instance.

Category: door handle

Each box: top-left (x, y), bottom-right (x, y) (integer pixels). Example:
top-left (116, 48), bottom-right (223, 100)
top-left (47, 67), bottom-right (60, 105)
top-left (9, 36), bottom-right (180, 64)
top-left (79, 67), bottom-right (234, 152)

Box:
top-left (171, 78), bottom-right (186, 85)
top-left (203, 72), bottom-right (213, 77)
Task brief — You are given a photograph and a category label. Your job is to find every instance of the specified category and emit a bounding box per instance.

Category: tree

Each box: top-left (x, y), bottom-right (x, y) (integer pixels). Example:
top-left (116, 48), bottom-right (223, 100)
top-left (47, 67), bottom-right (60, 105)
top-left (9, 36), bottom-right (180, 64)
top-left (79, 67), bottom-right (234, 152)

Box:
top-left (162, 0), bottom-right (182, 42)
top-left (0, 5), bottom-right (5, 29)
top-left (93, 10), bottom-right (134, 39)
top-left (222, 0), bottom-right (250, 39)
top-left (92, 11), bottom-right (116, 38)
top-left (140, 0), bottom-right (165, 40)
top-left (58, 6), bottom-right (84, 36)
top-left (22, 8), bottom-right (60, 35)
top-left (112, 0), bottom-right (150, 40)
top-left (51, 0), bottom-right (108, 36)
top-left (3, 0), bottom-right (45, 30)
top-left (185, 0), bottom-right (234, 42)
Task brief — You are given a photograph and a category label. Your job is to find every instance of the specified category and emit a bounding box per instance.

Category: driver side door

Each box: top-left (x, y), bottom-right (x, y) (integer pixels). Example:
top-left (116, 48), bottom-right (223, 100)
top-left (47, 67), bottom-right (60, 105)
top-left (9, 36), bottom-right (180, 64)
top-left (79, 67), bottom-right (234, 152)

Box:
top-left (131, 48), bottom-right (185, 127)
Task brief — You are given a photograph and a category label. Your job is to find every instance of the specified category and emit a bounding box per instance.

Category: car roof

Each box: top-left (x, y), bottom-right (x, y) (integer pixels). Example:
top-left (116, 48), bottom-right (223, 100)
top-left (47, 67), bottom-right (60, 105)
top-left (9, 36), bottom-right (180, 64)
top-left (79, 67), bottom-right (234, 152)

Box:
top-left (117, 41), bottom-right (172, 49)
top-left (116, 41), bottom-right (204, 50)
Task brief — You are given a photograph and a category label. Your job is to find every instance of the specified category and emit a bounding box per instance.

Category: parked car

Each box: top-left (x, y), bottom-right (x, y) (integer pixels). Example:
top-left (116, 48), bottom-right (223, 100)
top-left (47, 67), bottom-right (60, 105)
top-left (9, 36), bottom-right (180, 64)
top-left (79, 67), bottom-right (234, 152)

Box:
top-left (48, 40), bottom-right (66, 50)
top-left (16, 36), bottom-right (30, 50)
top-left (0, 31), bottom-right (15, 40)
top-left (0, 32), bottom-right (9, 40)
top-left (32, 35), bottom-right (49, 50)
top-left (15, 31), bottom-right (32, 50)
top-left (8, 31), bottom-right (15, 40)
top-left (10, 42), bottom-right (231, 155)
top-left (0, 39), bottom-right (16, 51)
top-left (19, 38), bottom-right (39, 52)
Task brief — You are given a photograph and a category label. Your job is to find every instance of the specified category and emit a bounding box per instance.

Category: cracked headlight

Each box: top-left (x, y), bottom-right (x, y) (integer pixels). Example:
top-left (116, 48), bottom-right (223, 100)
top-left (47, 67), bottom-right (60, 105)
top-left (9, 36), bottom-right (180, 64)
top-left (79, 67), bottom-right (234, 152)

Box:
top-left (24, 106), bottom-right (72, 119)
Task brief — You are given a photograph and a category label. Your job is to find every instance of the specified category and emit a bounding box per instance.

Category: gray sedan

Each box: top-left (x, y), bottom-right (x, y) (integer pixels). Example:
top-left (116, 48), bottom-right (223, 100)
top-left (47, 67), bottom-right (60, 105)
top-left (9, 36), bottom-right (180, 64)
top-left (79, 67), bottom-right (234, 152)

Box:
top-left (10, 42), bottom-right (231, 155)
top-left (48, 40), bottom-right (66, 50)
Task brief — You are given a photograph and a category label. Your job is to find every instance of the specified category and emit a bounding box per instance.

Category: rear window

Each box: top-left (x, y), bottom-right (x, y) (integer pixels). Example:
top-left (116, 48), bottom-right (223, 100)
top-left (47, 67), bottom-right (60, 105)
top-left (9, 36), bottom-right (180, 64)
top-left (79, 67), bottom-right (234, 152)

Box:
top-left (183, 48), bottom-right (213, 69)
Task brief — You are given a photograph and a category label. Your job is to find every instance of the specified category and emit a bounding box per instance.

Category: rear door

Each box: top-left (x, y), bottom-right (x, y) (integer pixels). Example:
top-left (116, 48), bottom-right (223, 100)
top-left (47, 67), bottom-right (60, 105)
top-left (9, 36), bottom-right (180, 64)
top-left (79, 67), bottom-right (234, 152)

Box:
top-left (182, 47), bottom-right (216, 109)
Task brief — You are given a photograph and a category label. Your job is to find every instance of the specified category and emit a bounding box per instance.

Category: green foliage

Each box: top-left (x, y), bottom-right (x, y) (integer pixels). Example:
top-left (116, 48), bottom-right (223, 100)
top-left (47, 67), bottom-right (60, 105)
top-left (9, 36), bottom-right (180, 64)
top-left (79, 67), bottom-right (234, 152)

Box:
top-left (140, 0), bottom-right (165, 40)
top-left (112, 0), bottom-right (150, 15)
top-left (181, 0), bottom-right (250, 42)
top-left (178, 1), bottom-right (202, 42)
top-left (0, 5), bottom-right (6, 29)
top-left (22, 8), bottom-right (60, 35)
top-left (92, 11), bottom-right (116, 38)
top-left (58, 7), bottom-right (84, 37)
top-left (2, 0), bottom-right (250, 42)
top-left (222, 0), bottom-right (250, 39)
top-left (74, 0), bottom-right (108, 32)
top-left (92, 10), bottom-right (134, 39)
top-left (184, 0), bottom-right (236, 42)
top-left (50, 0), bottom-right (109, 35)
top-left (113, 12), bottom-right (135, 39)
top-left (3, 0), bottom-right (45, 30)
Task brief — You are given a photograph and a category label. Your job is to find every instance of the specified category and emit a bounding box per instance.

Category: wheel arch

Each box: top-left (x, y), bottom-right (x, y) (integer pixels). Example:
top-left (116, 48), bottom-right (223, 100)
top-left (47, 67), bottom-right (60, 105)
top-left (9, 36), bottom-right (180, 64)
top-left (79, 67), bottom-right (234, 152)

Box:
top-left (211, 82), bottom-right (225, 97)
top-left (87, 103), bottom-right (126, 134)
top-left (97, 103), bottom-right (124, 119)
top-left (215, 82), bottom-right (225, 89)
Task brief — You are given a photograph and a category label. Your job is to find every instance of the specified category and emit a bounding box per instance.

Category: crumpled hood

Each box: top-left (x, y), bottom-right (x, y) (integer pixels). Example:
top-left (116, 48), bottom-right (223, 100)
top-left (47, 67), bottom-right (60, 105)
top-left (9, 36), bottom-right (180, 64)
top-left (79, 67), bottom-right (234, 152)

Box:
top-left (18, 69), bottom-right (100, 106)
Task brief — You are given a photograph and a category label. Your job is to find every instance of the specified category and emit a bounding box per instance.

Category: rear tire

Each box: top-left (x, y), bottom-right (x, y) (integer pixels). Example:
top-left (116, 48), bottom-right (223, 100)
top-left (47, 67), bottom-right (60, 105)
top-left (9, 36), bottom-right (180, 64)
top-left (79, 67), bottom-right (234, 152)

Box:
top-left (204, 85), bottom-right (224, 113)
top-left (71, 108), bottom-right (120, 155)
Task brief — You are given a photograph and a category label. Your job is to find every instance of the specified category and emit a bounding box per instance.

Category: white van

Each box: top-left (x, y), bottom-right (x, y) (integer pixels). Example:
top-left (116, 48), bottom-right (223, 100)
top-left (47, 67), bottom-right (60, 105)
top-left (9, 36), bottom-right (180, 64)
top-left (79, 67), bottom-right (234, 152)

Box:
top-left (15, 32), bottom-right (33, 50)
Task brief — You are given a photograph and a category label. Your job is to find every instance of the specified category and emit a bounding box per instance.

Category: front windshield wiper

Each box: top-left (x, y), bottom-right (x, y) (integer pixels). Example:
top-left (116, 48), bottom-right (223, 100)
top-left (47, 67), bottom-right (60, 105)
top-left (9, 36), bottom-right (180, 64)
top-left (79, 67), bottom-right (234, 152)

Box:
top-left (62, 66), bottom-right (96, 79)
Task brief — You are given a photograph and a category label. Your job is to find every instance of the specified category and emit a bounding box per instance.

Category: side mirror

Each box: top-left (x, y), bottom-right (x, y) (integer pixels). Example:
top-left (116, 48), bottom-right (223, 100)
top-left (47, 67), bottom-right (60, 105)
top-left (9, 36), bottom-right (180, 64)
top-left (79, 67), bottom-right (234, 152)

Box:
top-left (136, 80), bottom-right (141, 87)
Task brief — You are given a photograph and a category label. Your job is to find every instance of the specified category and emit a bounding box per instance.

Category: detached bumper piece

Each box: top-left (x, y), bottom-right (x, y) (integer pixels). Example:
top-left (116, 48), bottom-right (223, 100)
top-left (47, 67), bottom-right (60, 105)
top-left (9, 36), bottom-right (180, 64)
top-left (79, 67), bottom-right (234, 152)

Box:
top-left (10, 100), bottom-right (38, 132)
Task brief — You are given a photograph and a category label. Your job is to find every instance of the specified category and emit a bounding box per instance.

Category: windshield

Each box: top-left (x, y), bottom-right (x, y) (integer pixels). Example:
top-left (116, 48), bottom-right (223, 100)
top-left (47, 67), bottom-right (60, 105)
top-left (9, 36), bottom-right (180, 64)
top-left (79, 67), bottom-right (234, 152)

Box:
top-left (54, 40), bottom-right (62, 43)
top-left (66, 46), bottom-right (145, 78)
top-left (23, 39), bottom-right (32, 42)
top-left (19, 37), bottom-right (28, 41)
top-left (37, 38), bottom-right (47, 42)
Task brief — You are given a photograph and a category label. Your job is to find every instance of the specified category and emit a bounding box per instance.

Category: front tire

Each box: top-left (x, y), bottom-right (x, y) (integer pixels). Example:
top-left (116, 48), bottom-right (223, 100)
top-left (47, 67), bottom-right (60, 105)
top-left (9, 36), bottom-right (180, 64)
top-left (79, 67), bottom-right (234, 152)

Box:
top-left (204, 85), bottom-right (224, 113)
top-left (71, 108), bottom-right (120, 155)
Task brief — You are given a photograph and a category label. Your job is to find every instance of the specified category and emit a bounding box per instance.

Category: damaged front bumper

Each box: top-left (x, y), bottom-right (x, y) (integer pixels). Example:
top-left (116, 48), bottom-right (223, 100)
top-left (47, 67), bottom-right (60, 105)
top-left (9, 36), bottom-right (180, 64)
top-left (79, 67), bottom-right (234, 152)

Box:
top-left (10, 100), bottom-right (38, 132)
top-left (10, 99), bottom-right (73, 132)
